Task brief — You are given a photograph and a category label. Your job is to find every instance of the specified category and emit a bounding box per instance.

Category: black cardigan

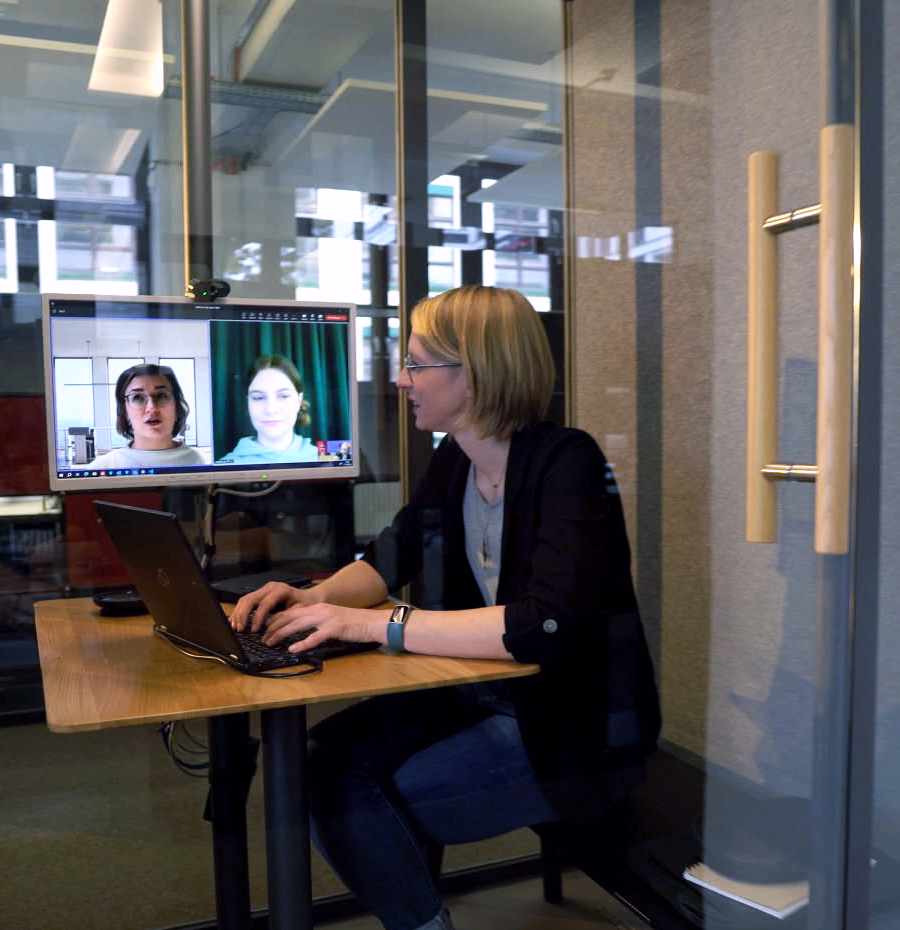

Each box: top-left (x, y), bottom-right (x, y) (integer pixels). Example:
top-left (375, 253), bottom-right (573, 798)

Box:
top-left (362, 421), bottom-right (660, 822)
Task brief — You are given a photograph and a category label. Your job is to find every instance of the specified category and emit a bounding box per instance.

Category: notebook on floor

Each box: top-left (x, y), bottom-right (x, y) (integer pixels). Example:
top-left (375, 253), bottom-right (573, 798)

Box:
top-left (94, 500), bottom-right (380, 675)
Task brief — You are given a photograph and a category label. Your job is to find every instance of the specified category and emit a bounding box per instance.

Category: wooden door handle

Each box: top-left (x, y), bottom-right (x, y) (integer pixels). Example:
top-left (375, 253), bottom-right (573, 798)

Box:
top-left (746, 151), bottom-right (779, 543)
top-left (745, 129), bottom-right (854, 554)
top-left (815, 123), bottom-right (854, 555)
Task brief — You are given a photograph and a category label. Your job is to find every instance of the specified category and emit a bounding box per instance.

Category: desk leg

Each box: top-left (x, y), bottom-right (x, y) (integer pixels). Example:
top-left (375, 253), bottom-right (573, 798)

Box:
top-left (261, 705), bottom-right (312, 930)
top-left (208, 713), bottom-right (253, 930)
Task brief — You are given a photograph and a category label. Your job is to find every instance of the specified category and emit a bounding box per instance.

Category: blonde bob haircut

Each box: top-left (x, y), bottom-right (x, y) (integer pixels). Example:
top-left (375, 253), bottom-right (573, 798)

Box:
top-left (411, 285), bottom-right (555, 440)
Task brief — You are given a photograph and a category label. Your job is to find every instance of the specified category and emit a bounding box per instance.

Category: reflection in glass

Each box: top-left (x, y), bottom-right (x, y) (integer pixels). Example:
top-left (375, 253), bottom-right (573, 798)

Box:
top-left (0, 218), bottom-right (18, 293)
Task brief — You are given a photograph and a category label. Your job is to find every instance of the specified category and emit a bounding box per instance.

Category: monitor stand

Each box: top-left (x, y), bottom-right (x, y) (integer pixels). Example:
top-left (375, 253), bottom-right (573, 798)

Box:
top-left (198, 481), bottom-right (311, 603)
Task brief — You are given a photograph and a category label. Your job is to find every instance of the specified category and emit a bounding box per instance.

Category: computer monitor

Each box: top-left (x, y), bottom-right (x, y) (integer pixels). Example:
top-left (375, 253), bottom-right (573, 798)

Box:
top-left (42, 294), bottom-right (359, 492)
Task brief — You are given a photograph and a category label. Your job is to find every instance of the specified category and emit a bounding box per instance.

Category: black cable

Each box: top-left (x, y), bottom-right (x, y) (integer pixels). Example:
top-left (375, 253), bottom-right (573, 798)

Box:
top-left (242, 656), bottom-right (323, 677)
top-left (159, 721), bottom-right (209, 776)
top-left (157, 653), bottom-right (321, 779)
top-left (198, 481), bottom-right (282, 571)
top-left (214, 481), bottom-right (283, 498)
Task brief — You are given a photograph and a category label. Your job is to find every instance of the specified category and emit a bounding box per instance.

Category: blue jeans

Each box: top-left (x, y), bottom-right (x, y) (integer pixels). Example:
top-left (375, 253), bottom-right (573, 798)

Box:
top-left (307, 686), bottom-right (558, 930)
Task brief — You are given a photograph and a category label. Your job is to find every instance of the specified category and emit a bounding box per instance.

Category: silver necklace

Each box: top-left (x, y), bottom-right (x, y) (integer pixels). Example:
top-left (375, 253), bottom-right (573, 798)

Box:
top-left (477, 491), bottom-right (503, 568)
top-left (475, 466), bottom-right (503, 498)
top-left (472, 466), bottom-right (503, 567)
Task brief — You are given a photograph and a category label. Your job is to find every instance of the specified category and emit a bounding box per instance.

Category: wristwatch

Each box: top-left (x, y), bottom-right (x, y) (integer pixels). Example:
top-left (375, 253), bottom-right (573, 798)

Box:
top-left (386, 603), bottom-right (413, 651)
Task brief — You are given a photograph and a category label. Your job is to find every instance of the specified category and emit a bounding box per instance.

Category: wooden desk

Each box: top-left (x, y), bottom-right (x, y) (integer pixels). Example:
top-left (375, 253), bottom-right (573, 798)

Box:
top-left (34, 597), bottom-right (539, 930)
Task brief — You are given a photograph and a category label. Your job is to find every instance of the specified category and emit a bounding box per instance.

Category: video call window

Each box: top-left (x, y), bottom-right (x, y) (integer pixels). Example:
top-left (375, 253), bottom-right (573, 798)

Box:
top-left (42, 295), bottom-right (359, 491)
top-left (208, 317), bottom-right (352, 467)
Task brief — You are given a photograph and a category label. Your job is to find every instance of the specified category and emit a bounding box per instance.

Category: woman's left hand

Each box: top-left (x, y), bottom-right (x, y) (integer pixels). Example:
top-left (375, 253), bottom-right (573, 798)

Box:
top-left (261, 602), bottom-right (386, 651)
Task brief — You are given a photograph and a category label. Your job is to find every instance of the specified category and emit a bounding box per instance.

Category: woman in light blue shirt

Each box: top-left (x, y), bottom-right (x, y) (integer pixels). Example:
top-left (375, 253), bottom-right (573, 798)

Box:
top-left (216, 355), bottom-right (318, 464)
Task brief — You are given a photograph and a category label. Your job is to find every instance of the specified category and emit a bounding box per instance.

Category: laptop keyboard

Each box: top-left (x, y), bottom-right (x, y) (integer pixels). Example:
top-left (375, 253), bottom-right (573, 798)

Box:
top-left (234, 628), bottom-right (380, 669)
top-left (234, 629), bottom-right (311, 667)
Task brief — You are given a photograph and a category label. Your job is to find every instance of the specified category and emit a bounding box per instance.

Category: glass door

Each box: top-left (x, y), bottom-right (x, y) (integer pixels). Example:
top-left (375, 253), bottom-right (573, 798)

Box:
top-left (565, 1), bottom-right (890, 928)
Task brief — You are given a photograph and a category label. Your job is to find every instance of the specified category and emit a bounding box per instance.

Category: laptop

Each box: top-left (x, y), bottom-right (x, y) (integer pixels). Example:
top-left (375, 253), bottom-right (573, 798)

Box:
top-left (94, 500), bottom-right (380, 675)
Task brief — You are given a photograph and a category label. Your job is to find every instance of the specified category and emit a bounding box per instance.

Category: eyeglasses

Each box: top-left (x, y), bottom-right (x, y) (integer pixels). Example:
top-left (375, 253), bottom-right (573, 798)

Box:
top-left (402, 355), bottom-right (462, 378)
top-left (124, 389), bottom-right (174, 409)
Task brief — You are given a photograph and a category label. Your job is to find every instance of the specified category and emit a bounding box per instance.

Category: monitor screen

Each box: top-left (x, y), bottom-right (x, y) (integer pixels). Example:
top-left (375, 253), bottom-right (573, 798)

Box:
top-left (42, 294), bottom-right (359, 491)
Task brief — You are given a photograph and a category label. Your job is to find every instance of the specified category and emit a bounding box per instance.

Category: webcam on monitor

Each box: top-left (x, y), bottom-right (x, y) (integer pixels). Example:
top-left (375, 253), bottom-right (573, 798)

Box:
top-left (185, 278), bottom-right (231, 300)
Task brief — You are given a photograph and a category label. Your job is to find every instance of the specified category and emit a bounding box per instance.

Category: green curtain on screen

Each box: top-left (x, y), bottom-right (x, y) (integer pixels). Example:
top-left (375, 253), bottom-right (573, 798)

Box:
top-left (209, 320), bottom-right (351, 461)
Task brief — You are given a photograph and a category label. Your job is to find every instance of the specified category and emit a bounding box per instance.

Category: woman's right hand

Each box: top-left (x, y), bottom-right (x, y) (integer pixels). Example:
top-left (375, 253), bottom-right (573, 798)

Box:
top-left (229, 581), bottom-right (322, 632)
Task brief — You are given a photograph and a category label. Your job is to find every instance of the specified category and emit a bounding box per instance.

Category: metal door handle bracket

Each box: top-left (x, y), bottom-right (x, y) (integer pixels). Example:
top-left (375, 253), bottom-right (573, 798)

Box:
top-left (763, 203), bottom-right (822, 233)
top-left (761, 463), bottom-right (818, 482)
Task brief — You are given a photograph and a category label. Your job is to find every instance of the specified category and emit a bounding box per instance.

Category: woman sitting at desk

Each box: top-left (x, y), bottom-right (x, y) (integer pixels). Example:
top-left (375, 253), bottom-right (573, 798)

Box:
top-left (216, 355), bottom-right (318, 464)
top-left (230, 285), bottom-right (660, 930)
top-left (89, 364), bottom-right (205, 468)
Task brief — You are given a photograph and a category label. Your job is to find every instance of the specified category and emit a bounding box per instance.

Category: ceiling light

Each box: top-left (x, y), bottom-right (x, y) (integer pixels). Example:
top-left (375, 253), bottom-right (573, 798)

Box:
top-left (89, 0), bottom-right (164, 97)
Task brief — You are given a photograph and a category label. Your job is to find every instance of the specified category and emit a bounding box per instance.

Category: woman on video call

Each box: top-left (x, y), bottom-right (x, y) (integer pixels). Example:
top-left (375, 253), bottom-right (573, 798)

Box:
top-left (230, 285), bottom-right (660, 930)
top-left (89, 364), bottom-right (205, 468)
top-left (216, 354), bottom-right (318, 464)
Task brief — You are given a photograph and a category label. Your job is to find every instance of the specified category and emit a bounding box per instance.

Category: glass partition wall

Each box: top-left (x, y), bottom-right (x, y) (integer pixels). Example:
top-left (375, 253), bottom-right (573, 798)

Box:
top-left (0, 1), bottom-right (566, 928)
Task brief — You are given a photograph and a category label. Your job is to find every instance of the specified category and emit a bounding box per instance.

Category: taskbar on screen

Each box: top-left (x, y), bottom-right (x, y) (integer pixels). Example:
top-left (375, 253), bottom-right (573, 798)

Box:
top-left (57, 467), bottom-right (184, 479)
top-left (56, 460), bottom-right (355, 481)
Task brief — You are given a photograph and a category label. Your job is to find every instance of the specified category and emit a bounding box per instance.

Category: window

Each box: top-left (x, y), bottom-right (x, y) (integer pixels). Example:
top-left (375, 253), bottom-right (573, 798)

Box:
top-left (0, 219), bottom-right (17, 293)
top-left (427, 176), bottom-right (461, 294)
top-left (491, 202), bottom-right (553, 311)
top-left (33, 168), bottom-right (140, 296)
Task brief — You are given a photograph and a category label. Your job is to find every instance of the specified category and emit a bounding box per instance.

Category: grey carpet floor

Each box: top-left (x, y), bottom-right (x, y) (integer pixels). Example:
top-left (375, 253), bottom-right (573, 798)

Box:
top-left (1, 713), bottom-right (539, 930)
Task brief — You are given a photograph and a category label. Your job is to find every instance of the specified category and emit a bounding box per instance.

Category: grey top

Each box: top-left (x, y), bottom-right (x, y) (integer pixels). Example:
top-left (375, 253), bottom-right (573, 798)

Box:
top-left (462, 464), bottom-right (514, 714)
top-left (89, 442), bottom-right (206, 468)
top-left (463, 464), bottom-right (504, 607)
